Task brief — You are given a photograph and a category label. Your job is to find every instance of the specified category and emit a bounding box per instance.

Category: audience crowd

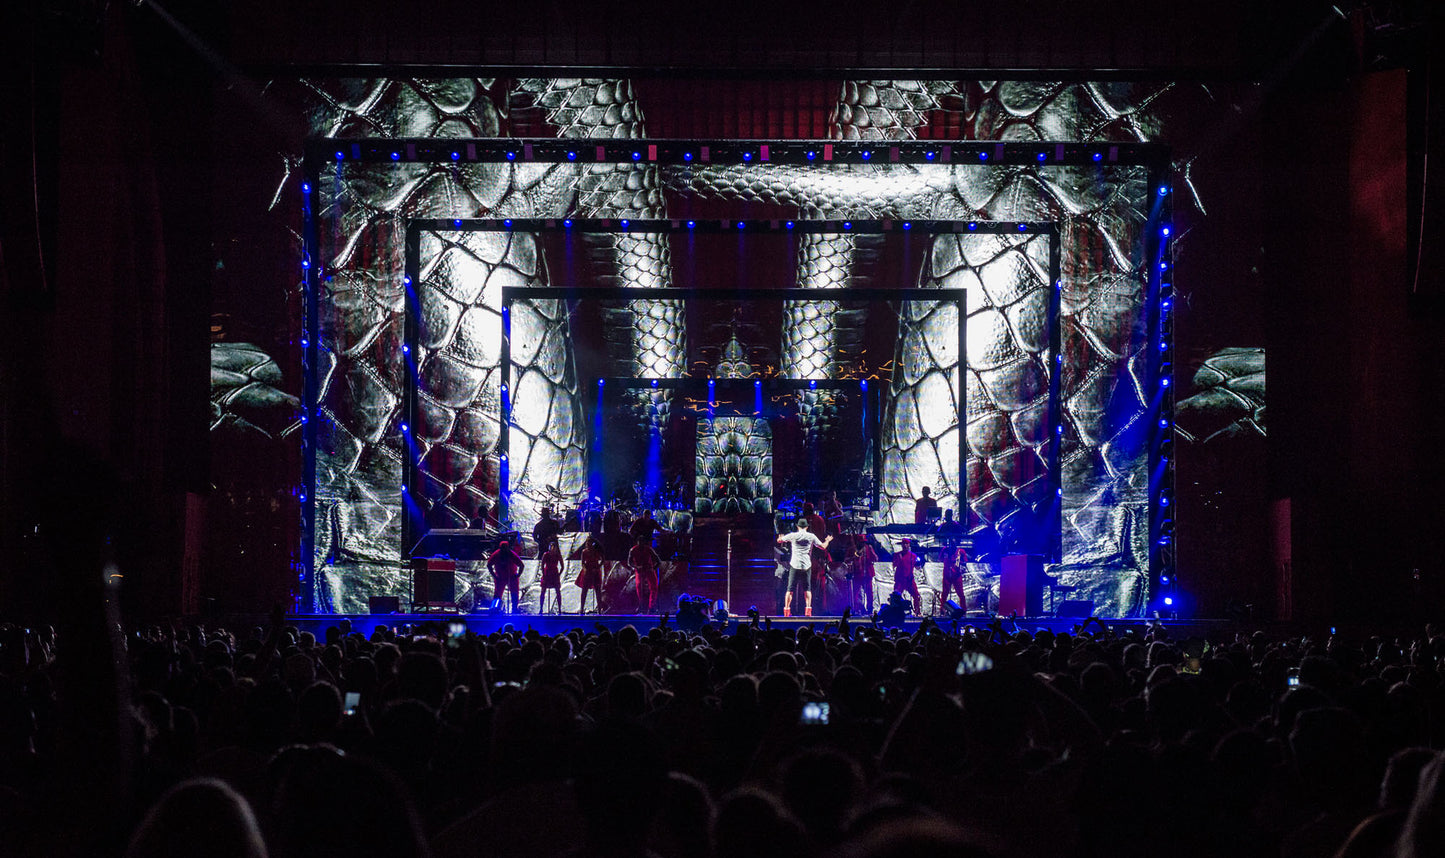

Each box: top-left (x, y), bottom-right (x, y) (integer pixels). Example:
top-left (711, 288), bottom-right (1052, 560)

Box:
top-left (4, 607), bottom-right (1445, 858)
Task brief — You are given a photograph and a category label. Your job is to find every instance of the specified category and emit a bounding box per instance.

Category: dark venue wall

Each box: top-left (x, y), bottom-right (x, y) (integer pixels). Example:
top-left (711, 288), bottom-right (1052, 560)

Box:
top-left (2, 0), bottom-right (1442, 624)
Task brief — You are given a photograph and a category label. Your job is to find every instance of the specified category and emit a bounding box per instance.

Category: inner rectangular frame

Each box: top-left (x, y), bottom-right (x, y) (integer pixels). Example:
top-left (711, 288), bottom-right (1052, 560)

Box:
top-left (398, 218), bottom-right (1063, 563)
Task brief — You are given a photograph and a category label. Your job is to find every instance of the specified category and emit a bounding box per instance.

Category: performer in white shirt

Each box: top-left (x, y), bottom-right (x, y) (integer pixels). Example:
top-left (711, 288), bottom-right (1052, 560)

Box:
top-left (776, 518), bottom-right (833, 617)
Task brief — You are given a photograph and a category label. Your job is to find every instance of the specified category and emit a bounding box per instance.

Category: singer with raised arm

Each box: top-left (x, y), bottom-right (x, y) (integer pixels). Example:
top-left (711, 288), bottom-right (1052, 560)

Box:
top-left (777, 517), bottom-right (833, 617)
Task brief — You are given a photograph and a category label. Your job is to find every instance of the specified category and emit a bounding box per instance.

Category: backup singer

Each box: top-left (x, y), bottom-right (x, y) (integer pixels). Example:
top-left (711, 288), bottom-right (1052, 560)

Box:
top-left (628, 534), bottom-right (662, 613)
top-left (539, 540), bottom-right (564, 614)
top-left (851, 538), bottom-right (878, 613)
top-left (577, 536), bottom-right (605, 614)
top-left (941, 542), bottom-right (968, 614)
top-left (486, 540), bottom-right (524, 614)
top-left (891, 539), bottom-right (922, 616)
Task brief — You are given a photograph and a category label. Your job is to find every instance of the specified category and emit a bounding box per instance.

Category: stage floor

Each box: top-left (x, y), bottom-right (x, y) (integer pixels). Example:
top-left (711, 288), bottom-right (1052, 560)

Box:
top-left (286, 612), bottom-right (1231, 640)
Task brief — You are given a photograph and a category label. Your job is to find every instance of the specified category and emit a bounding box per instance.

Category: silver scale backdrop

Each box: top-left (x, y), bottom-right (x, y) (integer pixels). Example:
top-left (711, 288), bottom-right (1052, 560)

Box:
top-left (269, 78), bottom-right (1177, 614)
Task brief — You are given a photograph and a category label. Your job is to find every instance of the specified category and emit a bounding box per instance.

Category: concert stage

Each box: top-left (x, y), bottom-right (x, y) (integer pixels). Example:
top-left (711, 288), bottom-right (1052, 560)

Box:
top-left (286, 612), bottom-right (1230, 641)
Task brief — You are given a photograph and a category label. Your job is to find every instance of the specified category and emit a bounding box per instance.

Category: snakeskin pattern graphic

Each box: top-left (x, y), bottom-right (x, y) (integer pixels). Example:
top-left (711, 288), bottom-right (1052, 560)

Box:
top-left (696, 327), bottom-right (773, 514)
top-left (248, 74), bottom-right (1262, 616)
top-left (284, 78), bottom-right (594, 610)
top-left (1176, 347), bottom-right (1266, 443)
top-left (210, 343), bottom-right (301, 439)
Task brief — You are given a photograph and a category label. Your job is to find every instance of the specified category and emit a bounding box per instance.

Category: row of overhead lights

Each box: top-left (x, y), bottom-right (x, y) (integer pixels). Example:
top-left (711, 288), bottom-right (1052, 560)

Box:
top-left (317, 138), bottom-right (1167, 167)
top-left (418, 217), bottom-right (1052, 234)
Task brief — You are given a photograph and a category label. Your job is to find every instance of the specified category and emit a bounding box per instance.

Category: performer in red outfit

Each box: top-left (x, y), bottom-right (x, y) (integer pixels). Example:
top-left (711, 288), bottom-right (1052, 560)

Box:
top-left (891, 540), bottom-right (922, 616)
top-left (577, 536), bottom-right (605, 614)
top-left (539, 540), bottom-right (564, 614)
top-left (486, 540), bottom-right (524, 613)
top-left (940, 543), bottom-right (968, 614)
top-left (627, 535), bottom-right (662, 613)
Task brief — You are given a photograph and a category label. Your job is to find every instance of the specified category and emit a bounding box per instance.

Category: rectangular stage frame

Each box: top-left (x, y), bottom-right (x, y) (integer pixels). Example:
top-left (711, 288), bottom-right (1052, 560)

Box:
top-left (399, 218), bottom-right (1062, 570)
top-left (299, 136), bottom-right (1170, 615)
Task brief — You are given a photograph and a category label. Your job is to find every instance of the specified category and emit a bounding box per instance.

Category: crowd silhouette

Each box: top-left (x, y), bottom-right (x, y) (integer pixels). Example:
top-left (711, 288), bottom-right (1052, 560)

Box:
top-left (5, 607), bottom-right (1445, 857)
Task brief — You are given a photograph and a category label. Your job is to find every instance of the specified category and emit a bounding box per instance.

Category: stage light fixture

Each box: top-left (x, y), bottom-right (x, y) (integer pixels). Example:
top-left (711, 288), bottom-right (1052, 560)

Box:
top-left (403, 276), bottom-right (412, 285)
top-left (302, 182), bottom-right (311, 193)
top-left (1161, 377), bottom-right (1171, 388)
top-left (1036, 152), bottom-right (1048, 162)
top-left (683, 152), bottom-right (693, 162)
top-left (400, 422), bottom-right (408, 433)
top-left (742, 152), bottom-right (753, 161)
top-left (563, 219), bottom-right (573, 228)
top-left (401, 344), bottom-right (409, 354)
top-left (503, 219), bottom-right (513, 229)
top-left (1161, 297), bottom-right (1173, 310)
top-left (843, 221), bottom-right (852, 230)
top-left (632, 151), bottom-right (642, 161)
top-left (860, 379), bottom-right (868, 390)
top-left (301, 338), bottom-right (309, 348)
top-left (620, 219), bottom-right (630, 229)
top-left (1161, 574), bottom-right (1171, 584)
top-left (687, 220), bottom-right (696, 228)
top-left (1163, 596), bottom-right (1174, 606)
top-left (860, 151), bottom-right (872, 161)
top-left (651, 379), bottom-right (659, 387)
top-left (967, 222), bottom-right (978, 231)
top-left (925, 151), bottom-right (936, 161)
top-left (390, 151), bottom-right (400, 160)
top-left (453, 219), bottom-right (462, 227)
top-left (598, 378), bottom-right (605, 386)
top-left (736, 221), bottom-right (746, 229)
top-left (1056, 424), bottom-right (1064, 434)
top-left (1159, 261), bottom-right (1170, 271)
top-left (807, 150), bottom-right (817, 160)
top-left (1092, 152), bottom-right (1103, 162)
top-left (1161, 225), bottom-right (1171, 236)
top-left (1158, 417), bottom-right (1170, 428)
top-left (785, 221), bottom-right (795, 229)
top-left (1017, 223), bottom-right (1028, 231)
top-left (978, 151), bottom-right (989, 161)
top-left (567, 151), bottom-right (577, 161)
top-left (451, 151), bottom-right (461, 160)
top-left (301, 259), bottom-right (310, 269)
top-left (335, 151), bottom-right (345, 160)
top-left (1160, 495), bottom-right (1170, 507)
top-left (809, 379), bottom-right (817, 388)
top-left (300, 414), bottom-right (308, 424)
top-left (1158, 185), bottom-right (1169, 196)
top-left (754, 380), bottom-right (762, 387)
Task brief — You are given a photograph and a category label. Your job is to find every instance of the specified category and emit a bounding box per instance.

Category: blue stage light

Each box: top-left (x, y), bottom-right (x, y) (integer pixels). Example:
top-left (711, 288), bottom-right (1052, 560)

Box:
top-left (301, 183), bottom-right (311, 193)
top-left (452, 151), bottom-right (461, 160)
top-left (401, 344), bottom-right (409, 354)
top-left (1159, 418), bottom-right (1170, 428)
top-left (632, 151), bottom-right (642, 161)
top-left (651, 379), bottom-right (659, 387)
top-left (1017, 223), bottom-right (1028, 231)
top-left (503, 219), bottom-right (513, 229)
top-left (1092, 152), bottom-right (1103, 162)
top-left (506, 151), bottom-right (516, 161)
top-left (1159, 261), bottom-right (1170, 271)
top-left (1161, 377), bottom-right (1171, 388)
top-left (978, 151), bottom-right (989, 161)
top-left (687, 220), bottom-right (696, 229)
top-left (1036, 152), bottom-right (1047, 162)
top-left (902, 222), bottom-right (912, 230)
top-left (1160, 574), bottom-right (1171, 584)
top-left (598, 378), bottom-right (605, 386)
top-left (860, 379), bottom-right (868, 390)
top-left (567, 151), bottom-right (577, 161)
top-left (390, 151), bottom-right (400, 160)
top-left (1163, 596), bottom-right (1174, 606)
top-left (301, 259), bottom-right (310, 269)
top-left (743, 152), bottom-right (753, 161)
top-left (736, 221), bottom-right (746, 229)
top-left (925, 151), bottom-right (936, 161)
top-left (809, 379), bottom-right (817, 388)
top-left (1161, 225), bottom-right (1171, 237)
top-left (843, 221), bottom-right (852, 230)
top-left (1160, 496), bottom-right (1170, 507)
top-left (807, 150), bottom-right (817, 160)
top-left (785, 221), bottom-right (795, 229)
top-left (454, 219), bottom-right (462, 227)
top-left (403, 276), bottom-right (412, 285)
top-left (683, 152), bottom-right (693, 162)
top-left (620, 219), bottom-right (630, 228)
top-left (300, 414), bottom-right (308, 424)
top-left (1158, 185), bottom-right (1169, 196)
top-left (563, 219), bottom-right (573, 228)
top-left (754, 379), bottom-right (762, 387)
top-left (1161, 297), bottom-right (1173, 310)
top-left (400, 423), bottom-right (408, 433)
top-left (335, 151), bottom-right (345, 160)
top-left (860, 151), bottom-right (872, 161)
top-left (301, 339), bottom-right (309, 348)
top-left (967, 222), bottom-right (978, 231)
